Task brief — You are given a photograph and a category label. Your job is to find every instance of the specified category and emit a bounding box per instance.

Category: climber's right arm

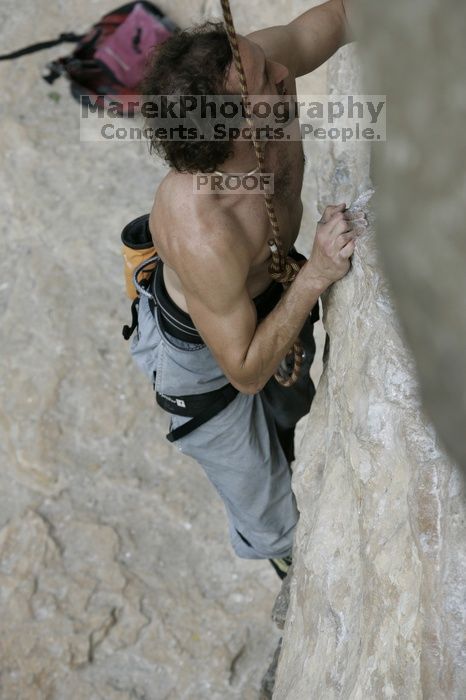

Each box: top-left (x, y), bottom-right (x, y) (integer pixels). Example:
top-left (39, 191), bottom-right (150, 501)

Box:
top-left (172, 205), bottom-right (361, 394)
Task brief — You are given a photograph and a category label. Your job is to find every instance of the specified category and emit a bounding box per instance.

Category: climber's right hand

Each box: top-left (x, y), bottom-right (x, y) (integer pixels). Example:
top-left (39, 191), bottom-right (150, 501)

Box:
top-left (305, 202), bottom-right (366, 289)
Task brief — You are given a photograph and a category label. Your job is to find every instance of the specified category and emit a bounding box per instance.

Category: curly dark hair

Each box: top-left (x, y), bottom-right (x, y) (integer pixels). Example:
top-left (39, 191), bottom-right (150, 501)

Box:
top-left (139, 21), bottom-right (238, 173)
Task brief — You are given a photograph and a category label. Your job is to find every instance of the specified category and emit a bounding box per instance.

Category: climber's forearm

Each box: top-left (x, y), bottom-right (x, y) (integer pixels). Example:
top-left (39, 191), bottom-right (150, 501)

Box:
top-left (239, 263), bottom-right (327, 393)
top-left (238, 204), bottom-right (361, 393)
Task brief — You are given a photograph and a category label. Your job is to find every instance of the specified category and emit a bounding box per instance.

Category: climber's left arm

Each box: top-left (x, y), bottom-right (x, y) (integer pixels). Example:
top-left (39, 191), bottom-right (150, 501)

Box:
top-left (288, 0), bottom-right (351, 76)
top-left (249, 0), bottom-right (351, 78)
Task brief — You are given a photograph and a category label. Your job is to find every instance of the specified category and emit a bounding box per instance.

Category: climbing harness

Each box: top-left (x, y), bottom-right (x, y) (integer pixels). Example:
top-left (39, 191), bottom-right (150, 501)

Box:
top-left (220, 0), bottom-right (304, 387)
top-left (121, 220), bottom-right (318, 444)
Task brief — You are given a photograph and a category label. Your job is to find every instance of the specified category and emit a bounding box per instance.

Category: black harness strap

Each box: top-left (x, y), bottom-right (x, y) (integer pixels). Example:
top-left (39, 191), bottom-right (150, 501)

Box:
top-left (156, 382), bottom-right (239, 442)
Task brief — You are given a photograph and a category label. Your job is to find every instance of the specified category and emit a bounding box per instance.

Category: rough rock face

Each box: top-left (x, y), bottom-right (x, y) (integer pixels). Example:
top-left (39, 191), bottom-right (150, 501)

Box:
top-left (273, 45), bottom-right (466, 699)
top-left (354, 0), bottom-right (466, 473)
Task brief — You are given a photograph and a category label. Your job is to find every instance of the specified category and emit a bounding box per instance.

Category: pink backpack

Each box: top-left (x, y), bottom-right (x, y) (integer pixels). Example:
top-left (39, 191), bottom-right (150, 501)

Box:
top-left (0, 2), bottom-right (177, 113)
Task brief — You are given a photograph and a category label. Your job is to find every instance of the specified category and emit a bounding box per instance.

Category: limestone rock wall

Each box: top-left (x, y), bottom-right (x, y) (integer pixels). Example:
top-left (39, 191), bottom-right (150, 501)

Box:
top-left (273, 44), bottom-right (466, 700)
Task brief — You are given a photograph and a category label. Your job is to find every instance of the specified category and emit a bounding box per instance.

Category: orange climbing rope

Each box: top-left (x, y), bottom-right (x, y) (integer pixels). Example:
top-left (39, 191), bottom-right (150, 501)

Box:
top-left (220, 0), bottom-right (304, 387)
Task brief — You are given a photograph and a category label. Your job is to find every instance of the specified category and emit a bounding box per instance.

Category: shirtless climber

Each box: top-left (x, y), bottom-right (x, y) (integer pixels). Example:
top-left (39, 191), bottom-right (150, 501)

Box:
top-left (129, 0), bottom-right (366, 580)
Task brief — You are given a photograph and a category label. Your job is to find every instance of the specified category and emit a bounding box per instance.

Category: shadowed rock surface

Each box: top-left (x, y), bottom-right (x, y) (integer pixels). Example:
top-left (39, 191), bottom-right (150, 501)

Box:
top-left (355, 0), bottom-right (466, 473)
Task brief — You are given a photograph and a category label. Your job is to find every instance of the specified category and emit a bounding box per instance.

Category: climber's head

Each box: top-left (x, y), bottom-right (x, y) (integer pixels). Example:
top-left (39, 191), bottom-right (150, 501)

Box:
top-left (140, 22), bottom-right (290, 173)
top-left (140, 21), bottom-right (234, 173)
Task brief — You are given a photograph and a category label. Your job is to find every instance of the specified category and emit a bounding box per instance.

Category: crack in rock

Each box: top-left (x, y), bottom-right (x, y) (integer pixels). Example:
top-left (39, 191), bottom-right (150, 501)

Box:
top-left (87, 606), bottom-right (119, 663)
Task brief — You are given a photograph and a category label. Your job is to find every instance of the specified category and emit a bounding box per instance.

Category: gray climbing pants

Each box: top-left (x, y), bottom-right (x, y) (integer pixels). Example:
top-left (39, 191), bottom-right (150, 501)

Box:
top-left (130, 292), bottom-right (317, 560)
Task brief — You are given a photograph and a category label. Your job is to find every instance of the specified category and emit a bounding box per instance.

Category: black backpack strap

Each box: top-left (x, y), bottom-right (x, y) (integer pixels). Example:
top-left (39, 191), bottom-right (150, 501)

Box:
top-left (0, 32), bottom-right (85, 61)
top-left (122, 297), bottom-right (140, 340)
top-left (156, 383), bottom-right (239, 442)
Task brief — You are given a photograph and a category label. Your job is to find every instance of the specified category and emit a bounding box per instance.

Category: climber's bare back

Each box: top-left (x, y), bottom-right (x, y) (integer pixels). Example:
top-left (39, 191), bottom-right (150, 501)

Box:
top-left (148, 31), bottom-right (305, 314)
top-left (150, 143), bottom-right (305, 310)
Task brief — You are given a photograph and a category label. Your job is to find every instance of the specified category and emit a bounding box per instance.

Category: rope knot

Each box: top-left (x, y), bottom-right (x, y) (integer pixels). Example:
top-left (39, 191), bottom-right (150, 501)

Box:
top-left (267, 238), bottom-right (301, 285)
